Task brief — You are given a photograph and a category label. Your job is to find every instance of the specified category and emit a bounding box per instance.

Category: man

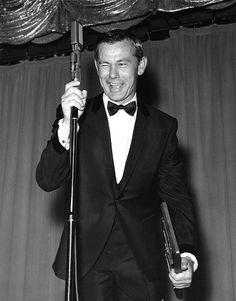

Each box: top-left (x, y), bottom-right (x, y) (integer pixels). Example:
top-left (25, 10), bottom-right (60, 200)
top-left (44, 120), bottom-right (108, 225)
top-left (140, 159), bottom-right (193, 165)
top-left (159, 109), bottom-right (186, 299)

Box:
top-left (36, 30), bottom-right (198, 301)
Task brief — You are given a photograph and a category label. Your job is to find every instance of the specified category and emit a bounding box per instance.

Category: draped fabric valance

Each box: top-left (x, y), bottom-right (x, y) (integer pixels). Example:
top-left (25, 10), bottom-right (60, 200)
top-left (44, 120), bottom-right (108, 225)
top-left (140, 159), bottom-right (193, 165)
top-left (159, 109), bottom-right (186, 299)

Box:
top-left (0, 0), bottom-right (234, 45)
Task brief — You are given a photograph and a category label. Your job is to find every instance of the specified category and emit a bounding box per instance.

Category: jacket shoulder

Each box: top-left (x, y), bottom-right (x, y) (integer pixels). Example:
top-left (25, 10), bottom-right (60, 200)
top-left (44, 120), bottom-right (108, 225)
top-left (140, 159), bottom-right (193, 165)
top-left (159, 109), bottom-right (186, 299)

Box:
top-left (144, 103), bottom-right (177, 129)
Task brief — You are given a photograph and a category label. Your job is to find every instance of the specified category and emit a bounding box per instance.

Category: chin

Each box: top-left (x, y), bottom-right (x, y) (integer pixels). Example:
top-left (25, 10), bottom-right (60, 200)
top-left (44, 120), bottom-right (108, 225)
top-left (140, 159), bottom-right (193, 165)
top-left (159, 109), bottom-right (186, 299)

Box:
top-left (108, 94), bottom-right (125, 102)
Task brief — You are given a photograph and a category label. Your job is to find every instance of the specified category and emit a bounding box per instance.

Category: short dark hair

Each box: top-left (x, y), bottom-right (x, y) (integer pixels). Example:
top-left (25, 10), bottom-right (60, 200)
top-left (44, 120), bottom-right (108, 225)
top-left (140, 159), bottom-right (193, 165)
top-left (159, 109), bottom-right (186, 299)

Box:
top-left (94, 29), bottom-right (144, 62)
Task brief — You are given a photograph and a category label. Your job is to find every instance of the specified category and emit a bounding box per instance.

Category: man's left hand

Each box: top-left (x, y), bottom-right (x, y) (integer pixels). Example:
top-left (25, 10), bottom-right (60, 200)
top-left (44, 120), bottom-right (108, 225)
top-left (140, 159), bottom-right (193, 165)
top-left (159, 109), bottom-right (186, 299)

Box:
top-left (169, 257), bottom-right (194, 289)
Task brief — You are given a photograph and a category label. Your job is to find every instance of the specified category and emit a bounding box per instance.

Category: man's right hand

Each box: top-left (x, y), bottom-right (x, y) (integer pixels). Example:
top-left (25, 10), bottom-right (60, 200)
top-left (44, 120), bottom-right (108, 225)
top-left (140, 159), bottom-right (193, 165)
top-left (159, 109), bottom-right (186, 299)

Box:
top-left (61, 80), bottom-right (87, 129)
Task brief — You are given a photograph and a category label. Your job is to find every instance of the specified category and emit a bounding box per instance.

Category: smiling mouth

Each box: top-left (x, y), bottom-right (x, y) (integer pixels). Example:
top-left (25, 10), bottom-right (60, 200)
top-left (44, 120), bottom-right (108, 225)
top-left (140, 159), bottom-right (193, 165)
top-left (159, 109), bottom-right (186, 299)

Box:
top-left (109, 82), bottom-right (122, 89)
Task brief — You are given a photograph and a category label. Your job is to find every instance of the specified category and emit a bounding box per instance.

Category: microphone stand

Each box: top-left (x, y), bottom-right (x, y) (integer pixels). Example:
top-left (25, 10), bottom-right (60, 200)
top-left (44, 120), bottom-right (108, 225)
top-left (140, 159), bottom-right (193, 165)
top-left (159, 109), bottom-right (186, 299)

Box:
top-left (65, 21), bottom-right (83, 301)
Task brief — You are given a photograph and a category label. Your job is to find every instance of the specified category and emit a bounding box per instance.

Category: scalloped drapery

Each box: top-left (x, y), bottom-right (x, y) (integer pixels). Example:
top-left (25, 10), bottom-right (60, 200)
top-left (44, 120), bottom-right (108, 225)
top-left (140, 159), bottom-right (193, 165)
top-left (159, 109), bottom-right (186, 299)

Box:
top-left (0, 0), bottom-right (234, 45)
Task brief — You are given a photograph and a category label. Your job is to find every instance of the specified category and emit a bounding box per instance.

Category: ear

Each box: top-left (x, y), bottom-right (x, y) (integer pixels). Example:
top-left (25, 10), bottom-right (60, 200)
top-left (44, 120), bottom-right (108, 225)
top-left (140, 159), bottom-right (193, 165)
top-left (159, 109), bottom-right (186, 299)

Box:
top-left (94, 60), bottom-right (99, 73)
top-left (137, 56), bottom-right (147, 75)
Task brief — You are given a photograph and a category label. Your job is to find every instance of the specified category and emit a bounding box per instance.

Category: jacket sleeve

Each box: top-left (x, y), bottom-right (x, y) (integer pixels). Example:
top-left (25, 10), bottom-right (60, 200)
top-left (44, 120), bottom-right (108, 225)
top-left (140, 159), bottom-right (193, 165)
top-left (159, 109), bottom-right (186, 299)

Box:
top-left (36, 127), bottom-right (70, 192)
top-left (157, 118), bottom-right (198, 255)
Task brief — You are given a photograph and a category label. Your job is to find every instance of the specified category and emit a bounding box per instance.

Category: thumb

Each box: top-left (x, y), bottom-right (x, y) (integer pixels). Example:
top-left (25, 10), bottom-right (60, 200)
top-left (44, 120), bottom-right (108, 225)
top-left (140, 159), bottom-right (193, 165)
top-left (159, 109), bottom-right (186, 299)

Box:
top-left (82, 90), bottom-right (87, 99)
top-left (181, 257), bottom-right (193, 271)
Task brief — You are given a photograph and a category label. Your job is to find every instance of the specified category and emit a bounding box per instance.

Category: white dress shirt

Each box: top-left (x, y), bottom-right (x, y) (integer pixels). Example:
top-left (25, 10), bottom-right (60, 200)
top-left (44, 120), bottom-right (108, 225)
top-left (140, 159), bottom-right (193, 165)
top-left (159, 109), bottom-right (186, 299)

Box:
top-left (103, 93), bottom-right (137, 183)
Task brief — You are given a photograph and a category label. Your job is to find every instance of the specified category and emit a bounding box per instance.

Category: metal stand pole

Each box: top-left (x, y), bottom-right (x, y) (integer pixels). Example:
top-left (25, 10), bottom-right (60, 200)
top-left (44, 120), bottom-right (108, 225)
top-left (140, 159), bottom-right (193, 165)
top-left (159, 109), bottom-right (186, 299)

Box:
top-left (65, 21), bottom-right (83, 301)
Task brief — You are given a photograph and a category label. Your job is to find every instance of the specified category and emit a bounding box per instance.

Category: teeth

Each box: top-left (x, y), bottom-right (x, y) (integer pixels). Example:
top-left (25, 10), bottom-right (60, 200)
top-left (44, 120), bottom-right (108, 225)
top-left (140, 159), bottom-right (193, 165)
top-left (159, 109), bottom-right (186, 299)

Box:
top-left (110, 83), bottom-right (121, 87)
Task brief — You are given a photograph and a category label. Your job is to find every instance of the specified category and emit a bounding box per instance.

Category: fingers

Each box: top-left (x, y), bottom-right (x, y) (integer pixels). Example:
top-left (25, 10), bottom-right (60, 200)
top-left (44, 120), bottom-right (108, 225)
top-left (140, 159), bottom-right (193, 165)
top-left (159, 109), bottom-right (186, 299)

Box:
top-left (61, 90), bottom-right (86, 110)
top-left (61, 80), bottom-right (87, 122)
top-left (169, 268), bottom-right (193, 289)
top-left (65, 80), bottom-right (80, 91)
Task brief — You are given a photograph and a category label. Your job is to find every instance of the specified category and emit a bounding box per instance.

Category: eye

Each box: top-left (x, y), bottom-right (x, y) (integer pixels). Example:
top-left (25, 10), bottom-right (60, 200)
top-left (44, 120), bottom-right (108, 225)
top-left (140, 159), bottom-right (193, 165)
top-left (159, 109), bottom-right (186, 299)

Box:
top-left (118, 62), bottom-right (127, 67)
top-left (99, 63), bottom-right (109, 68)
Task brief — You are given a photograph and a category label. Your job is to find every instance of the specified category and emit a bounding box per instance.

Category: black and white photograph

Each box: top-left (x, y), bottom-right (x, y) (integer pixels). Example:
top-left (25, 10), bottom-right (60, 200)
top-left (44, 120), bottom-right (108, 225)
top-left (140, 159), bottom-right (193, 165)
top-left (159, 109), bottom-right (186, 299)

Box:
top-left (0, 1), bottom-right (235, 301)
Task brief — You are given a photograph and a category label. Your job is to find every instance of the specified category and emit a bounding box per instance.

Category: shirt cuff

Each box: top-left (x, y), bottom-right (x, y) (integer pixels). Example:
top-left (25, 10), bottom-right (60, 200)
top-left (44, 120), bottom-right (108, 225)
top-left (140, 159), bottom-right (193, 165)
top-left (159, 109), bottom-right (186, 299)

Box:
top-left (57, 119), bottom-right (70, 150)
top-left (181, 252), bottom-right (198, 272)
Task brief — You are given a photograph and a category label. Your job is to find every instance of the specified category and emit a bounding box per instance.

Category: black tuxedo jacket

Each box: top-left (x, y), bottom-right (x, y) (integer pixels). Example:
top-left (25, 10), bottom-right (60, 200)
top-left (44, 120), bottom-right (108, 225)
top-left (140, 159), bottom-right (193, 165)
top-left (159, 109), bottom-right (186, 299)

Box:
top-left (36, 94), bottom-right (197, 281)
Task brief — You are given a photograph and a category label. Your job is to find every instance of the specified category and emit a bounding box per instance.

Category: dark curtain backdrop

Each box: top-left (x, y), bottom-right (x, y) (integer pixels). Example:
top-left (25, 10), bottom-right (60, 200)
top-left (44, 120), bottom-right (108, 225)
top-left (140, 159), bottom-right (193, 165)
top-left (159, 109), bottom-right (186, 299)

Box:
top-left (0, 23), bottom-right (236, 301)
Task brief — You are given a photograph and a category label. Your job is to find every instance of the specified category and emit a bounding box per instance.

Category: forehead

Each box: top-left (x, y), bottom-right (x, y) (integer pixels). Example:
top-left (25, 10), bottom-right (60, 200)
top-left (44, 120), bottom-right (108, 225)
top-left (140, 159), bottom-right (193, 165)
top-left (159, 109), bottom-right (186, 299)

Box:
top-left (97, 40), bottom-right (136, 61)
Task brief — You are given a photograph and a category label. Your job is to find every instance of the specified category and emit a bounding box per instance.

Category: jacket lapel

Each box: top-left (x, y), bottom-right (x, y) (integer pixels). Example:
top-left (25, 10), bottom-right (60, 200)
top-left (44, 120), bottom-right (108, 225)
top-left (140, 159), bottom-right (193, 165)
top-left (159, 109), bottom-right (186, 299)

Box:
top-left (118, 100), bottom-right (149, 192)
top-left (91, 95), bottom-right (118, 193)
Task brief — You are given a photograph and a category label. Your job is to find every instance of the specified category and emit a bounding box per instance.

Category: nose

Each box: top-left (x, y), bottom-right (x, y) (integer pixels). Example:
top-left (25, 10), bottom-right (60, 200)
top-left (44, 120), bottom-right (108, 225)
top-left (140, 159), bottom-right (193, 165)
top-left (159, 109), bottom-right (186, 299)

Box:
top-left (109, 65), bottom-right (119, 78)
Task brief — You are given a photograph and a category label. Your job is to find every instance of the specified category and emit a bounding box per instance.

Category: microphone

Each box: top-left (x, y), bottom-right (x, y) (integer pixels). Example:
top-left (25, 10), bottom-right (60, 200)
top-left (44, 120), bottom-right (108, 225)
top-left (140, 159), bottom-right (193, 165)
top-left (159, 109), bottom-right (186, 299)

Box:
top-left (70, 21), bottom-right (83, 119)
top-left (71, 21), bottom-right (83, 81)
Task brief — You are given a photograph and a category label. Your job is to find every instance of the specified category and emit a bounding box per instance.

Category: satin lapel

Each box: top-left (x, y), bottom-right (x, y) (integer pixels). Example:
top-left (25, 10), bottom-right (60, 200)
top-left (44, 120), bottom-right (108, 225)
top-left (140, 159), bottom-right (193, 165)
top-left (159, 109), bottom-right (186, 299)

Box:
top-left (91, 96), bottom-right (118, 192)
top-left (118, 104), bottom-right (149, 192)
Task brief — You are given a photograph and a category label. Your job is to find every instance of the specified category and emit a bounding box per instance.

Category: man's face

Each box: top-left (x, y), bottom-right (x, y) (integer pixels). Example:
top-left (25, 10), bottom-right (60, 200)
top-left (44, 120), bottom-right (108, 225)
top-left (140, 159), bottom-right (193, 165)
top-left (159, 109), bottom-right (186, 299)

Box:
top-left (95, 40), bottom-right (147, 104)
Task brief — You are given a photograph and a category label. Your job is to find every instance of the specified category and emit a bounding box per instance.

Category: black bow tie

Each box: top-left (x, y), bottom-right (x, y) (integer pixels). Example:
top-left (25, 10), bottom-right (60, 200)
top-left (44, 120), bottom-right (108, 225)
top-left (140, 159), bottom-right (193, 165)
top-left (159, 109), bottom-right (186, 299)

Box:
top-left (107, 101), bottom-right (136, 116)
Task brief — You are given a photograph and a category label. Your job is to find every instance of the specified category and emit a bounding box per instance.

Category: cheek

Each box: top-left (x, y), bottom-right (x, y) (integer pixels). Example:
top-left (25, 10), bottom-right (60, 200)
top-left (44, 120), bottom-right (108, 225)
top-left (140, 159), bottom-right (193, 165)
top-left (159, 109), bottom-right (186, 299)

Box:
top-left (122, 68), bottom-right (138, 80)
top-left (98, 72), bottom-right (107, 84)
top-left (100, 69), bottom-right (112, 82)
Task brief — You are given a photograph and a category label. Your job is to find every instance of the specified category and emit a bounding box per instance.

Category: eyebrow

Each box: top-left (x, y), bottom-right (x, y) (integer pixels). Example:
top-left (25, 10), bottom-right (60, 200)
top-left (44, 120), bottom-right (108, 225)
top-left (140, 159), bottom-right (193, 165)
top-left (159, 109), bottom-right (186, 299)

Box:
top-left (98, 58), bottom-right (132, 64)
